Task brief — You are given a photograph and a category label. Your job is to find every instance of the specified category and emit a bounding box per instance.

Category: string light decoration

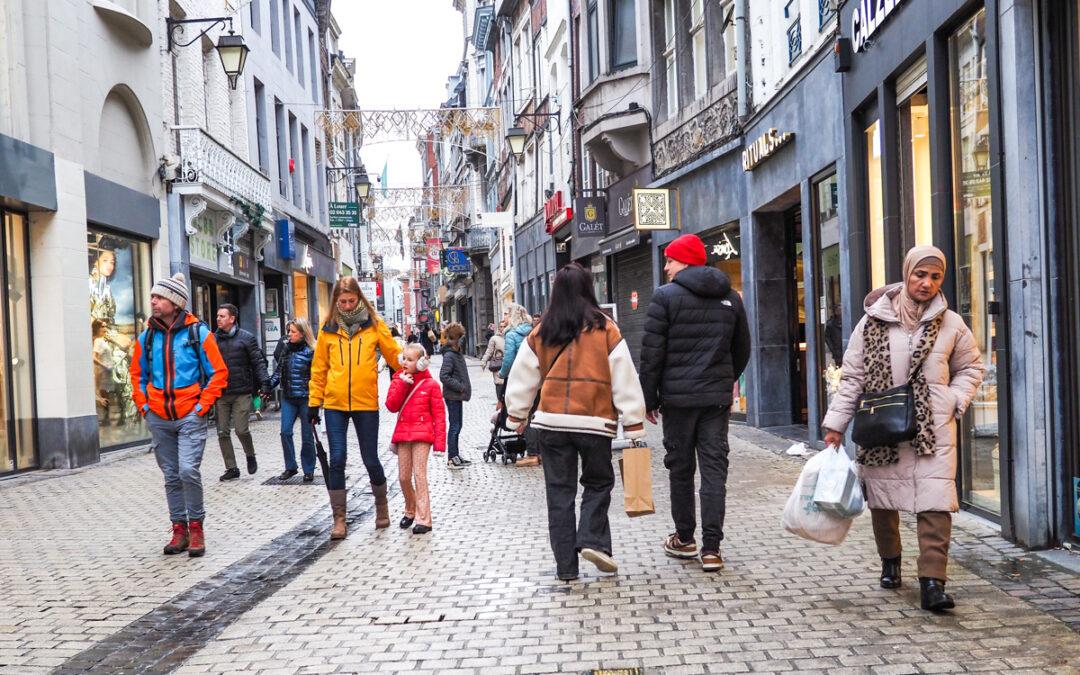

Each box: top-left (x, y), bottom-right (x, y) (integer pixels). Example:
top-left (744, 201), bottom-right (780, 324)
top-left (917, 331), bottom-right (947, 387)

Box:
top-left (316, 107), bottom-right (502, 144)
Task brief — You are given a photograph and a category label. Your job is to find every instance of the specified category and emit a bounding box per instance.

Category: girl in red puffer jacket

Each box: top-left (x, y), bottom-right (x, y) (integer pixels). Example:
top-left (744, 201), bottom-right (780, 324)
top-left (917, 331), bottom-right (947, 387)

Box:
top-left (385, 344), bottom-right (446, 534)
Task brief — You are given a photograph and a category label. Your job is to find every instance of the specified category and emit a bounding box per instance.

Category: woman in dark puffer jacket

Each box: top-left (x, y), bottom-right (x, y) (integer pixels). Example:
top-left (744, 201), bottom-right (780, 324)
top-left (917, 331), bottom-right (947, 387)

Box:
top-left (269, 318), bottom-right (317, 481)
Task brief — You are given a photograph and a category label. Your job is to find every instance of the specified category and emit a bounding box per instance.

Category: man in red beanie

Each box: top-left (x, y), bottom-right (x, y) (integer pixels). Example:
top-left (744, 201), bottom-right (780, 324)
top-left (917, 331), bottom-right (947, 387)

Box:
top-left (639, 233), bottom-right (750, 572)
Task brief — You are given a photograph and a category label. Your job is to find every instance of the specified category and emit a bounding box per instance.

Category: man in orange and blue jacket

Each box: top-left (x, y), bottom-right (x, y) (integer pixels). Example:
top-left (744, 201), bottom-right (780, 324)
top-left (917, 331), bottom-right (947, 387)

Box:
top-left (129, 272), bottom-right (228, 558)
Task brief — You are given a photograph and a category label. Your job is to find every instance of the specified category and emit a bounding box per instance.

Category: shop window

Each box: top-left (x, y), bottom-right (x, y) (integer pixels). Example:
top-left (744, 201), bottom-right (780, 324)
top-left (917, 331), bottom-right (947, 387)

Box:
top-left (950, 8), bottom-right (1000, 515)
top-left (865, 119), bottom-right (886, 289)
top-left (813, 173), bottom-right (843, 412)
top-left (88, 228), bottom-right (151, 448)
top-left (696, 223), bottom-right (747, 417)
top-left (292, 271), bottom-right (310, 325)
top-left (897, 56), bottom-right (933, 249)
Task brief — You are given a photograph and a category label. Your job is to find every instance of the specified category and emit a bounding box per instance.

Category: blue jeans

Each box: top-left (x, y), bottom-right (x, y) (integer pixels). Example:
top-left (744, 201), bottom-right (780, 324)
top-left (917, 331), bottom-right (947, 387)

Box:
top-left (446, 399), bottom-right (463, 460)
top-left (280, 397), bottom-right (316, 474)
top-left (323, 409), bottom-right (383, 490)
top-left (147, 410), bottom-right (209, 522)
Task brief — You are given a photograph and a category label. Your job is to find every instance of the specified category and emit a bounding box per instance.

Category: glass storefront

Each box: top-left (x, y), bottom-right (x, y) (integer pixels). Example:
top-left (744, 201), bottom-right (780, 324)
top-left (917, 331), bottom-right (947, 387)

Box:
top-left (590, 254), bottom-right (609, 303)
top-left (88, 228), bottom-right (151, 449)
top-left (292, 271), bottom-right (311, 325)
top-left (950, 8), bottom-right (1000, 515)
top-left (865, 120), bottom-right (886, 289)
top-left (191, 277), bottom-right (237, 326)
top-left (813, 173), bottom-right (843, 412)
top-left (699, 223), bottom-right (747, 417)
top-left (899, 90), bottom-right (934, 250)
top-left (316, 279), bottom-right (331, 326)
top-left (1, 211), bottom-right (36, 472)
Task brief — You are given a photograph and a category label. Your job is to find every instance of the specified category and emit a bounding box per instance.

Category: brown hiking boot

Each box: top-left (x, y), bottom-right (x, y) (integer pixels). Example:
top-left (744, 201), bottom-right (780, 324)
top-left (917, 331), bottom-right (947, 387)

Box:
top-left (700, 551), bottom-right (724, 572)
top-left (372, 482), bottom-right (390, 529)
top-left (329, 489), bottom-right (347, 540)
top-left (516, 455), bottom-right (540, 467)
top-left (163, 522), bottom-right (189, 555)
top-left (663, 533), bottom-right (698, 559)
top-left (187, 520), bottom-right (205, 557)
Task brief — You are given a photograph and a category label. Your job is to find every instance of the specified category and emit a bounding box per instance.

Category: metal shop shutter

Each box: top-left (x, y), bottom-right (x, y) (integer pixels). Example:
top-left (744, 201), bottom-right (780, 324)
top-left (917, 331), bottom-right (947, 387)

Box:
top-left (613, 245), bottom-right (655, 367)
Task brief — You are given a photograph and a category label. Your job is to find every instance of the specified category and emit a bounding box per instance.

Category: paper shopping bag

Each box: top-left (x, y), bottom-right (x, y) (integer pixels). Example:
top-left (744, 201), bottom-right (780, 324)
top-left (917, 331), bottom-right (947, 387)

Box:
top-left (619, 446), bottom-right (655, 517)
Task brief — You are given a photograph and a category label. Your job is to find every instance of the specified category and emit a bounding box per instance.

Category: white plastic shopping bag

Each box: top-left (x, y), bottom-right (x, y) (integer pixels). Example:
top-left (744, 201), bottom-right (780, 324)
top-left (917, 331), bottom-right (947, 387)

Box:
top-left (813, 445), bottom-right (865, 518)
top-left (781, 450), bottom-right (854, 545)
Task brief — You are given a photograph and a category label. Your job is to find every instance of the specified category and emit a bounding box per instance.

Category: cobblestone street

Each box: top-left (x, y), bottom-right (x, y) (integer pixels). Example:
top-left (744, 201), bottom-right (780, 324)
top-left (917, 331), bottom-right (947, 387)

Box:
top-left (1, 358), bottom-right (1078, 674)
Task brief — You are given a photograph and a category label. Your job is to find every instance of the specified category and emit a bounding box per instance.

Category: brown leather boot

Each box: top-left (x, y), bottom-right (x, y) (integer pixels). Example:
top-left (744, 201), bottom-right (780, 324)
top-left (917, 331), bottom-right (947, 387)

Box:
top-left (329, 489), bottom-right (347, 540)
top-left (372, 481), bottom-right (390, 529)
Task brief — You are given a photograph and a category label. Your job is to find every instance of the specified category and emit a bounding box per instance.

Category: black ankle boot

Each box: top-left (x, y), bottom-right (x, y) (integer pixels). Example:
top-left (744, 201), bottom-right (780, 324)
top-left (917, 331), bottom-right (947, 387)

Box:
top-left (880, 556), bottom-right (902, 589)
top-left (919, 577), bottom-right (955, 611)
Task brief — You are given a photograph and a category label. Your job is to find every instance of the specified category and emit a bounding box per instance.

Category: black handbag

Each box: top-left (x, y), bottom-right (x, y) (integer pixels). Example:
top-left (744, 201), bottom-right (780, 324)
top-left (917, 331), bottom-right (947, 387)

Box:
top-left (850, 383), bottom-right (916, 448)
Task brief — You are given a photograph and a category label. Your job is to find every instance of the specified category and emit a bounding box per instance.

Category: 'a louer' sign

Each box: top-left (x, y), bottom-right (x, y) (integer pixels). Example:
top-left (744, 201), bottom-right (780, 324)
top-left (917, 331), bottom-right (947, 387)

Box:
top-left (851, 0), bottom-right (908, 53)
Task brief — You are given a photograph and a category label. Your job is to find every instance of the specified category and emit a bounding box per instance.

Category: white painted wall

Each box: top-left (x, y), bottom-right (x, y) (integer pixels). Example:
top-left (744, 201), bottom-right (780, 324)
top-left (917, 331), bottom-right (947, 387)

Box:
top-left (749, 0), bottom-right (838, 111)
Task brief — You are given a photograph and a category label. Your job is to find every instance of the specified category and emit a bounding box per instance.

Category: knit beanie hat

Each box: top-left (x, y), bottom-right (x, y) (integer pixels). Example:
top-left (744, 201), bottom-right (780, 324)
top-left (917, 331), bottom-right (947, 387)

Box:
top-left (665, 234), bottom-right (707, 266)
top-left (151, 272), bottom-right (190, 310)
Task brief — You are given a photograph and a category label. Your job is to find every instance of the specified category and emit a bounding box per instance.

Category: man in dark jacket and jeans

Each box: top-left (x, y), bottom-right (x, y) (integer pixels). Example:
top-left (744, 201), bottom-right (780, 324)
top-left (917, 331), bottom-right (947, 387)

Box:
top-left (639, 234), bottom-right (751, 572)
top-left (214, 304), bottom-right (270, 481)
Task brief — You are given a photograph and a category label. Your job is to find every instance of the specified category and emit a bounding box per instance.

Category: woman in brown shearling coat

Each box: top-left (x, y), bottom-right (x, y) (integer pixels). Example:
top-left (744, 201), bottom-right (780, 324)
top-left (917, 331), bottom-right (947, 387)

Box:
top-left (822, 245), bottom-right (985, 612)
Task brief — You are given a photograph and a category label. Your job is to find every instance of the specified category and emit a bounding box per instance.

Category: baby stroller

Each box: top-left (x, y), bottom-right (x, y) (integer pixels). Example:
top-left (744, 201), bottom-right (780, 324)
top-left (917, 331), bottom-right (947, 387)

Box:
top-left (483, 404), bottom-right (527, 464)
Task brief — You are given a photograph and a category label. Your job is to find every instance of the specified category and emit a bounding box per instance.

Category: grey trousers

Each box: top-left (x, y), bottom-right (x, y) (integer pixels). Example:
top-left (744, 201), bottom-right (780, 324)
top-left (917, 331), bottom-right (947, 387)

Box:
top-left (148, 410), bottom-right (209, 522)
top-left (215, 394), bottom-right (255, 470)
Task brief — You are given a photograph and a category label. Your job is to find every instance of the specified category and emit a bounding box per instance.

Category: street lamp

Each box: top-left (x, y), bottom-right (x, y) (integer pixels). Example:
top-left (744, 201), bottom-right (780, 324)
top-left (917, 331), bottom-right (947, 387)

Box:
top-left (505, 127), bottom-right (527, 159)
top-left (354, 170), bottom-right (372, 200)
top-left (216, 33), bottom-right (250, 90)
top-left (166, 17), bottom-right (250, 90)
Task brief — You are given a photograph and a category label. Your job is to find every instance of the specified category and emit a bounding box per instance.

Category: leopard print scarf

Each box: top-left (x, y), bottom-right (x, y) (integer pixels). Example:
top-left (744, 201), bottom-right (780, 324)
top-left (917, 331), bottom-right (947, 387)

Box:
top-left (856, 314), bottom-right (943, 466)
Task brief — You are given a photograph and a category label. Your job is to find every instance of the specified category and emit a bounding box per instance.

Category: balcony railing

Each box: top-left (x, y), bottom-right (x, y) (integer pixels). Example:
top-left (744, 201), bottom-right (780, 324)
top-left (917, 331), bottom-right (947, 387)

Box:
top-left (466, 226), bottom-right (498, 253)
top-left (175, 127), bottom-right (271, 213)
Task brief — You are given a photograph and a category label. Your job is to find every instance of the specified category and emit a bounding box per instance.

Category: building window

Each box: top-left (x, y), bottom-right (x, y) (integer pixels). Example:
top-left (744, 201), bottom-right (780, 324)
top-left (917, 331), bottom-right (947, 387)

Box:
top-left (250, 0), bottom-right (261, 34)
top-left (663, 0), bottom-right (678, 115)
top-left (283, 0), bottom-right (294, 72)
top-left (722, 1), bottom-right (737, 78)
top-left (818, 0), bottom-right (836, 29)
top-left (253, 79), bottom-right (269, 173)
top-left (610, 0), bottom-right (637, 70)
top-left (294, 9), bottom-right (304, 84)
top-left (787, 15), bottom-right (803, 65)
top-left (865, 119), bottom-right (885, 289)
top-left (289, 112), bottom-right (301, 206)
top-left (269, 0), bottom-right (280, 56)
top-left (587, 1), bottom-right (600, 82)
top-left (691, 0), bottom-right (707, 99)
top-left (301, 125), bottom-right (313, 214)
top-left (275, 100), bottom-right (288, 197)
top-left (308, 30), bottom-right (319, 101)
top-left (88, 228), bottom-right (151, 449)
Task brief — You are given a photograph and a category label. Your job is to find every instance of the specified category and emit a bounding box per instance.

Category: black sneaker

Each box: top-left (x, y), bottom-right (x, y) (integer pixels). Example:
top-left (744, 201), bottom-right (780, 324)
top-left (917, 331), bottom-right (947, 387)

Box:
top-left (447, 456), bottom-right (467, 470)
top-left (219, 468), bottom-right (240, 481)
top-left (278, 469), bottom-right (298, 481)
top-left (246, 455), bottom-right (258, 475)
top-left (412, 524), bottom-right (432, 534)
top-left (400, 516), bottom-right (414, 529)
top-left (302, 473), bottom-right (314, 483)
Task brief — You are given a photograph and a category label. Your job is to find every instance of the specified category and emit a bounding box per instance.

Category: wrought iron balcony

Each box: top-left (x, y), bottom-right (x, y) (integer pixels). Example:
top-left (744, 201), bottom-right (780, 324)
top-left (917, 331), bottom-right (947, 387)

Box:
top-left (175, 127), bottom-right (271, 213)
top-left (466, 226), bottom-right (498, 253)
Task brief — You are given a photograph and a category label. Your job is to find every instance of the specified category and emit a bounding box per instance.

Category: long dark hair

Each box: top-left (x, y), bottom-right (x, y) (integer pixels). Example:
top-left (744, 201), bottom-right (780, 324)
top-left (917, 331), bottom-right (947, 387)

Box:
top-left (537, 263), bottom-right (608, 348)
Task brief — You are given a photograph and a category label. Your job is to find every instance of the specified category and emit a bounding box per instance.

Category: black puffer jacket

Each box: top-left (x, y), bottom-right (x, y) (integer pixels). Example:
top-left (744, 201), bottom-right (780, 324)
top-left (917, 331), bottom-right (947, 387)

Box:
top-left (214, 327), bottom-right (270, 395)
top-left (639, 265), bottom-right (751, 410)
top-left (439, 348), bottom-right (472, 402)
top-left (269, 341), bottom-right (315, 399)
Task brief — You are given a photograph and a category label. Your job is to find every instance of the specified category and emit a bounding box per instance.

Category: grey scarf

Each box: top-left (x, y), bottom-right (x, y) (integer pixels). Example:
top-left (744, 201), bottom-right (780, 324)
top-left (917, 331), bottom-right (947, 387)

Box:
top-left (338, 306), bottom-right (370, 337)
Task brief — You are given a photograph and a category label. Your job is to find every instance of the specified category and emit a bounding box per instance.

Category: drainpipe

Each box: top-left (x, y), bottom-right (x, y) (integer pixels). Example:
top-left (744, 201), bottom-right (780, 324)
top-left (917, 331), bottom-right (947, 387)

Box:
top-left (735, 0), bottom-right (749, 118)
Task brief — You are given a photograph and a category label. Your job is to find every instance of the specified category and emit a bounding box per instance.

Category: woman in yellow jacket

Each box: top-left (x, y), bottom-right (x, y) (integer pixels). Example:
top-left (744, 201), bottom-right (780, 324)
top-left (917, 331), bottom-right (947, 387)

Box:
top-left (309, 277), bottom-right (402, 539)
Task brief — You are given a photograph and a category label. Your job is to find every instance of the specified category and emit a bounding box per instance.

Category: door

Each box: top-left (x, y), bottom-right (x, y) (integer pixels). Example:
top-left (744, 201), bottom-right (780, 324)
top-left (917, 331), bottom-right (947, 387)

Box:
top-left (787, 205), bottom-right (808, 425)
top-left (0, 211), bottom-right (36, 473)
top-left (813, 173), bottom-right (843, 414)
top-left (613, 245), bottom-right (655, 367)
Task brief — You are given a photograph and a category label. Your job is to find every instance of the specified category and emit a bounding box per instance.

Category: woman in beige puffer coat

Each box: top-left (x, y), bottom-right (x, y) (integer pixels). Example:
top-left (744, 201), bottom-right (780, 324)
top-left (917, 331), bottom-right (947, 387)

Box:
top-left (822, 245), bottom-right (984, 612)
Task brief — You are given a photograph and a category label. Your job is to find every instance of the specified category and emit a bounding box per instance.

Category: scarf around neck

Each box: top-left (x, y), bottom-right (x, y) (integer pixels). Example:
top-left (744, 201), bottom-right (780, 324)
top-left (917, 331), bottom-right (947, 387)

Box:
top-left (338, 306), bottom-right (370, 336)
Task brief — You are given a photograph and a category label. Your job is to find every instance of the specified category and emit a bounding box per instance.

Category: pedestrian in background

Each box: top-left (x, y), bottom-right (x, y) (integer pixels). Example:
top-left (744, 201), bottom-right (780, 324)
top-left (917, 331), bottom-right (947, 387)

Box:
top-left (499, 303), bottom-right (539, 465)
top-left (386, 344), bottom-right (446, 534)
top-left (640, 233), bottom-right (751, 573)
top-left (505, 262), bottom-right (647, 580)
top-left (268, 318), bottom-right (316, 482)
top-left (309, 277), bottom-right (402, 540)
top-left (130, 272), bottom-right (227, 557)
top-left (481, 320), bottom-right (506, 403)
top-left (440, 322), bottom-right (473, 470)
top-left (822, 245), bottom-right (984, 612)
top-left (213, 304), bottom-right (270, 481)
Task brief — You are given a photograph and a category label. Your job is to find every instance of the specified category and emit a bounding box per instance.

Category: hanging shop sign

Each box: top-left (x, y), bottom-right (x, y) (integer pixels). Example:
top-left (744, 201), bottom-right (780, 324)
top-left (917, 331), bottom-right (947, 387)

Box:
top-left (544, 190), bottom-right (573, 234)
top-left (425, 238), bottom-right (442, 273)
top-left (742, 129), bottom-right (795, 171)
top-left (233, 243), bottom-right (255, 284)
top-left (358, 280), bottom-right (378, 301)
top-left (608, 165), bottom-right (654, 233)
top-left (574, 196), bottom-right (607, 238)
top-left (329, 201), bottom-right (361, 228)
top-left (851, 0), bottom-right (908, 53)
top-left (632, 188), bottom-right (679, 231)
top-left (276, 219), bottom-right (296, 261)
top-left (444, 247), bottom-right (472, 275)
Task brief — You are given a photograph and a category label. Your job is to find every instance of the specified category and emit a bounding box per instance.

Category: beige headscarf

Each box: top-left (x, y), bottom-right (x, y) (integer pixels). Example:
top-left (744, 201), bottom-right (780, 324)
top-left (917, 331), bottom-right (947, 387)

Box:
top-left (894, 245), bottom-right (947, 332)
